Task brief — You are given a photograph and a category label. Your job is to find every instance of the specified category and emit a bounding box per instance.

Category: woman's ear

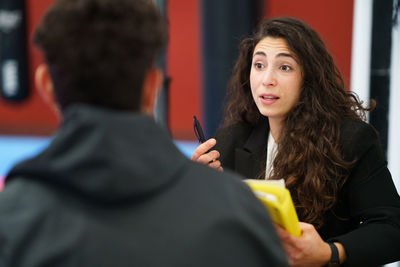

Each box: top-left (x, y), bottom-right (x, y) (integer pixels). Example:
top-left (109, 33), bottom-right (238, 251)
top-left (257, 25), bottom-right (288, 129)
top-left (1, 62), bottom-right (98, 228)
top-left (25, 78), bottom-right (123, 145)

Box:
top-left (35, 63), bottom-right (60, 116)
top-left (141, 67), bottom-right (163, 116)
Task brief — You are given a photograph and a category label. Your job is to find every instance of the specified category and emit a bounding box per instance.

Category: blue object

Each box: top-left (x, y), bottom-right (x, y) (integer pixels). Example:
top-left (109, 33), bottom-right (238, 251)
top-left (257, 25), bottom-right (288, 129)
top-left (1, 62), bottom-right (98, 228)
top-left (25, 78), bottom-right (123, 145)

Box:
top-left (0, 135), bottom-right (197, 176)
top-left (174, 140), bottom-right (198, 158)
top-left (0, 135), bottom-right (51, 175)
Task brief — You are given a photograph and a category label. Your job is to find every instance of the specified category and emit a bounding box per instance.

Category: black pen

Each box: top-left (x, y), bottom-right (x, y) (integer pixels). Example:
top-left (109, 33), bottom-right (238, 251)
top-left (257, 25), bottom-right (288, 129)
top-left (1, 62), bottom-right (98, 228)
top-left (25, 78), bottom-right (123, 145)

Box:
top-left (193, 115), bottom-right (216, 160)
top-left (193, 115), bottom-right (206, 143)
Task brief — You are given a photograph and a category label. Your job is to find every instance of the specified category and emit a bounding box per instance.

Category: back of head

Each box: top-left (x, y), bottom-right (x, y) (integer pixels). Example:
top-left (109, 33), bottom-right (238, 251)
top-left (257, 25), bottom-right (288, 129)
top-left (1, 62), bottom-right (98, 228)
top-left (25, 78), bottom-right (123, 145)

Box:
top-left (34, 0), bottom-right (168, 112)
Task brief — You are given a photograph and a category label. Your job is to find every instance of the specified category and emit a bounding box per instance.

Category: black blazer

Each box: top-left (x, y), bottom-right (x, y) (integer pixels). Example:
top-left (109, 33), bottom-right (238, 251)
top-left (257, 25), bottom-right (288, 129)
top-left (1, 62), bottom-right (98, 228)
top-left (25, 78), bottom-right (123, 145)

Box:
top-left (215, 118), bottom-right (400, 266)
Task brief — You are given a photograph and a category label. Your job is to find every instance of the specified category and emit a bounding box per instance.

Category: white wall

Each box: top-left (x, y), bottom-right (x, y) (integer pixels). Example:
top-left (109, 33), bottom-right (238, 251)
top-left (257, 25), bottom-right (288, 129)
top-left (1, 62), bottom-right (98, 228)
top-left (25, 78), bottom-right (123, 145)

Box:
top-left (350, 0), bottom-right (373, 107)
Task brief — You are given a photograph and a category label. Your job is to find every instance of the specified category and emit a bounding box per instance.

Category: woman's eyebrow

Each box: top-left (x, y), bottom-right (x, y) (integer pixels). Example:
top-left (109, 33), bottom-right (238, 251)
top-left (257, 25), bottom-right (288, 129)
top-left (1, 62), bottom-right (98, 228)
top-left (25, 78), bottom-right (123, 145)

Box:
top-left (253, 51), bottom-right (266, 57)
top-left (276, 52), bottom-right (295, 59)
top-left (253, 51), bottom-right (295, 59)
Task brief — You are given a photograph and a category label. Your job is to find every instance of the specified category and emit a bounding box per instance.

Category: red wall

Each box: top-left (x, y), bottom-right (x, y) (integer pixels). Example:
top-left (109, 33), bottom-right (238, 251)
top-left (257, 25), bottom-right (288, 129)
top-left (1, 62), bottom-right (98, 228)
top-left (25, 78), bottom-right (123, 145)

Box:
top-left (167, 0), bottom-right (202, 140)
top-left (264, 0), bottom-right (354, 87)
top-left (0, 0), bottom-right (58, 136)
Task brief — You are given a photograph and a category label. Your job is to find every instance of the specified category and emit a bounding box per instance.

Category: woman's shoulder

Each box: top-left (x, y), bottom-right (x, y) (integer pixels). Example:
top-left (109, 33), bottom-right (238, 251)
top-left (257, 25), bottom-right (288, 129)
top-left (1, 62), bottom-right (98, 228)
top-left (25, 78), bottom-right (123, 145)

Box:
top-left (340, 118), bottom-right (379, 141)
top-left (339, 118), bottom-right (381, 159)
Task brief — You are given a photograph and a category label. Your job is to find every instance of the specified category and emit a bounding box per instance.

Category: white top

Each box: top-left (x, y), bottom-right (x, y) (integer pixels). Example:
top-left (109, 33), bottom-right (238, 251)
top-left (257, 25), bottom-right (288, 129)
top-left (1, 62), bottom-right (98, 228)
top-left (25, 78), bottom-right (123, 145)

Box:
top-left (265, 131), bottom-right (278, 179)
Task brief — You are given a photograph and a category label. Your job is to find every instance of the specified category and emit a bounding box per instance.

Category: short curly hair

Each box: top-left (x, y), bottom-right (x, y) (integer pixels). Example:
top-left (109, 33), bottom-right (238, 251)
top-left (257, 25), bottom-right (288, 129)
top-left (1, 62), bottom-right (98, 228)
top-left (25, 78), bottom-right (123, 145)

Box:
top-left (34, 0), bottom-right (168, 112)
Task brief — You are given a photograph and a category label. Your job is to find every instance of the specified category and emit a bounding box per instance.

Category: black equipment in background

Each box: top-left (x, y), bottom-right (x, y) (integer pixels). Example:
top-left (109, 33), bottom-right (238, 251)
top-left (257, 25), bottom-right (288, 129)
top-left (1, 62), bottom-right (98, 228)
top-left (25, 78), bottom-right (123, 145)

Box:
top-left (369, 0), bottom-right (394, 158)
top-left (0, 0), bottom-right (29, 101)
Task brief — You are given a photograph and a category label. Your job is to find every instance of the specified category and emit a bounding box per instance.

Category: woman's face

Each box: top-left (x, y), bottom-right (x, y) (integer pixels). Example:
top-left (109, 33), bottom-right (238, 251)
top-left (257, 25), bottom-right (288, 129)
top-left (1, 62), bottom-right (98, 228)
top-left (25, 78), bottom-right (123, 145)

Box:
top-left (250, 37), bottom-right (303, 126)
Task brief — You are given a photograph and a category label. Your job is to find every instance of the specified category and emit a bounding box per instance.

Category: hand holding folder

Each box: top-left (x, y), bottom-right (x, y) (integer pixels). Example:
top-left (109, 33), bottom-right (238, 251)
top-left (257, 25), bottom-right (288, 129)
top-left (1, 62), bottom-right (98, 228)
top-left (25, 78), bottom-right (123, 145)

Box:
top-left (244, 179), bottom-right (301, 237)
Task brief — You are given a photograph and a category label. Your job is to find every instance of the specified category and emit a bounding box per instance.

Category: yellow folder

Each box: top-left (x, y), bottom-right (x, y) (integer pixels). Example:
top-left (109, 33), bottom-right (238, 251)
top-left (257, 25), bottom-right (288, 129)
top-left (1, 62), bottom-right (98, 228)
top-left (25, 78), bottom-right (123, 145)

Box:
top-left (244, 179), bottom-right (301, 237)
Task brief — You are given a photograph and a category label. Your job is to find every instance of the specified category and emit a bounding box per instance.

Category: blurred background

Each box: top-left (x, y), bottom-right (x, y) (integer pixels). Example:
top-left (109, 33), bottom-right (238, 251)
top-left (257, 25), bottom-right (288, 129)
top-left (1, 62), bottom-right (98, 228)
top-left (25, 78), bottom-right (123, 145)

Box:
top-left (0, 0), bottom-right (399, 200)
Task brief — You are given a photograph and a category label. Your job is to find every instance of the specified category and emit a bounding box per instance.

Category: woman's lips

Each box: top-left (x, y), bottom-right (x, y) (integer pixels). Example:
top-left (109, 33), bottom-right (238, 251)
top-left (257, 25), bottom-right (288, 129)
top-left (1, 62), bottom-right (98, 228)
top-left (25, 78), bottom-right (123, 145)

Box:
top-left (260, 94), bottom-right (279, 104)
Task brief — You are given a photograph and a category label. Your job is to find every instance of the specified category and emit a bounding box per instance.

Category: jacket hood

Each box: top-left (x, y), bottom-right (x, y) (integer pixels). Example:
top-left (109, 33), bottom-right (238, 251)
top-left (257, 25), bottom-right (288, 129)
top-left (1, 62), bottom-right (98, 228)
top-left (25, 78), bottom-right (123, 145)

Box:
top-left (6, 105), bottom-right (188, 203)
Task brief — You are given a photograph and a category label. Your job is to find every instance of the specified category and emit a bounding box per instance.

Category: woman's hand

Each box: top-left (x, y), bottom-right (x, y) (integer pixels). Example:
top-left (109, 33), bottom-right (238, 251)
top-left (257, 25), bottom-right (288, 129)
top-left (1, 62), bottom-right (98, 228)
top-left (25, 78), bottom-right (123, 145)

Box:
top-left (275, 222), bottom-right (331, 267)
top-left (191, 138), bottom-right (223, 172)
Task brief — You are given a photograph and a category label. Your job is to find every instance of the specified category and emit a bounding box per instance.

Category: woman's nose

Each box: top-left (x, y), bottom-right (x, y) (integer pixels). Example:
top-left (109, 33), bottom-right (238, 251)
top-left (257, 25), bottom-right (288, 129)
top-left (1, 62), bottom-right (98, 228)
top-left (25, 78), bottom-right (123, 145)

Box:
top-left (262, 68), bottom-right (277, 86)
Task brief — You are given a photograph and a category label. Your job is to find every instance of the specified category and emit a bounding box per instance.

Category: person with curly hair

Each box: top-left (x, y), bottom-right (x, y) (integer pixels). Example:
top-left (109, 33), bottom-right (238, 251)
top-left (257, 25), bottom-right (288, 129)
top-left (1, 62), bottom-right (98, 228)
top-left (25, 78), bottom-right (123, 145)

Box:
top-left (192, 17), bottom-right (400, 266)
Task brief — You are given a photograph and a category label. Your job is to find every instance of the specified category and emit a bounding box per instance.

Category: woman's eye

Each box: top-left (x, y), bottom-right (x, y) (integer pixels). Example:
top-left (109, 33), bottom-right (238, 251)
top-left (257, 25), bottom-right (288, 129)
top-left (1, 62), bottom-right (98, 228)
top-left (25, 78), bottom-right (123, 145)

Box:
top-left (280, 65), bottom-right (292, 71)
top-left (254, 62), bottom-right (264, 69)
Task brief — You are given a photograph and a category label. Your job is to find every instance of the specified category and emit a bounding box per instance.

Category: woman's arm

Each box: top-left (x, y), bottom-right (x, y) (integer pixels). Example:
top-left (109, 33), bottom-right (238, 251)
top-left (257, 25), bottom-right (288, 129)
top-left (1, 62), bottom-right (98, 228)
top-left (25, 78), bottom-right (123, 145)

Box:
top-left (331, 120), bottom-right (400, 265)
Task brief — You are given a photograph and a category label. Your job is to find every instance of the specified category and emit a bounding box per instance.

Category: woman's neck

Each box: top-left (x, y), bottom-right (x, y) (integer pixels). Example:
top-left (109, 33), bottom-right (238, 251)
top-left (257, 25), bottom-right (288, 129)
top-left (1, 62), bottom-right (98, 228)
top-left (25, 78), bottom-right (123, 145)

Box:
top-left (268, 118), bottom-right (283, 142)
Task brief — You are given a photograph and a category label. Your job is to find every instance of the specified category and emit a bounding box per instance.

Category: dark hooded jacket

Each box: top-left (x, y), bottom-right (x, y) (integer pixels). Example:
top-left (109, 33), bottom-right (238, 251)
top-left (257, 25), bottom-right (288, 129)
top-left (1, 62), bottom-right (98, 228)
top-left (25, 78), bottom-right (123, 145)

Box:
top-left (0, 105), bottom-right (288, 267)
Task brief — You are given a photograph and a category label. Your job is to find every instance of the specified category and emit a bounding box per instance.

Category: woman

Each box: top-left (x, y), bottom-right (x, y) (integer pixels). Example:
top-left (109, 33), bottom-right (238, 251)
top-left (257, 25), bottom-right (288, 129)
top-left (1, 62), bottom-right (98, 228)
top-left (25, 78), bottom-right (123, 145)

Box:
top-left (192, 17), bottom-right (400, 266)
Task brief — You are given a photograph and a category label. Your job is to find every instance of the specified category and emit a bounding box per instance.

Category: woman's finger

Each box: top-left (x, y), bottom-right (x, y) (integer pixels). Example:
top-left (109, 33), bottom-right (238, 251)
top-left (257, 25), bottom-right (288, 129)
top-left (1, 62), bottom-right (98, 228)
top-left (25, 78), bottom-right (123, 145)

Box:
top-left (191, 138), bottom-right (217, 161)
top-left (196, 150), bottom-right (220, 165)
top-left (208, 159), bottom-right (221, 169)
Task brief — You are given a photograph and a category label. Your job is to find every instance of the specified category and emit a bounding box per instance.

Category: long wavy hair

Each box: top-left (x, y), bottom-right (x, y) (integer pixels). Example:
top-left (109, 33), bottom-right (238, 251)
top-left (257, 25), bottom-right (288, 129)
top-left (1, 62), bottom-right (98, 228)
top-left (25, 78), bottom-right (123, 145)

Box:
top-left (223, 17), bottom-right (374, 228)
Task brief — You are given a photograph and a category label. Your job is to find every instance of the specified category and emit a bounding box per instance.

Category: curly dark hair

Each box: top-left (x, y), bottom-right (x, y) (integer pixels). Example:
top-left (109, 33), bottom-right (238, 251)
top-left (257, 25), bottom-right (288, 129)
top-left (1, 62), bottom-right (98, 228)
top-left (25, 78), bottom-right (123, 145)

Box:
top-left (223, 17), bottom-right (374, 228)
top-left (34, 0), bottom-right (168, 112)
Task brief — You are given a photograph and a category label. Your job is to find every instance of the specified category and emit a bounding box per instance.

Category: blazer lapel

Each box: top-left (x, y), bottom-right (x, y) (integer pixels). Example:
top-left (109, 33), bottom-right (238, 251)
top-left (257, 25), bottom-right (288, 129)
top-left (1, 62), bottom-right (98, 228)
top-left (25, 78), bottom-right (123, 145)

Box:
top-left (235, 120), bottom-right (269, 179)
